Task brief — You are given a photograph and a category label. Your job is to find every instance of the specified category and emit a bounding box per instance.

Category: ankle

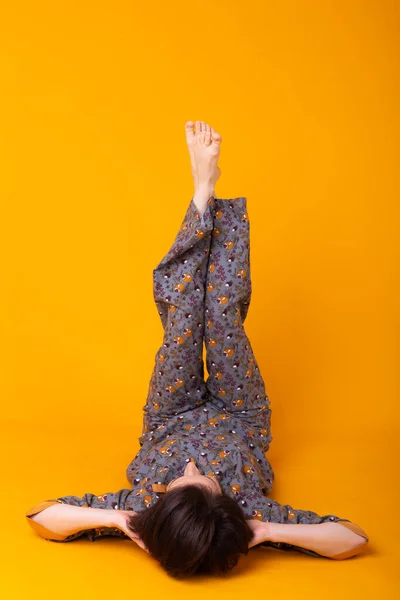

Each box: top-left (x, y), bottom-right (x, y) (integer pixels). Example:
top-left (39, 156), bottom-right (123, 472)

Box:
top-left (195, 180), bottom-right (215, 195)
top-left (193, 185), bottom-right (215, 214)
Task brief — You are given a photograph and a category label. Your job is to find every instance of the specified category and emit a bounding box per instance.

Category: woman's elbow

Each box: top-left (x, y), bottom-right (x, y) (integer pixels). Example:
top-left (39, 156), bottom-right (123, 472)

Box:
top-left (25, 500), bottom-right (69, 541)
top-left (330, 537), bottom-right (369, 560)
top-left (329, 521), bottom-right (369, 560)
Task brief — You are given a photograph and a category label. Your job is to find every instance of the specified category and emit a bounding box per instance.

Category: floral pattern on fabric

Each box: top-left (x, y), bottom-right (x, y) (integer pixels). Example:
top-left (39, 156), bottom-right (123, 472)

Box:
top-left (51, 196), bottom-right (350, 554)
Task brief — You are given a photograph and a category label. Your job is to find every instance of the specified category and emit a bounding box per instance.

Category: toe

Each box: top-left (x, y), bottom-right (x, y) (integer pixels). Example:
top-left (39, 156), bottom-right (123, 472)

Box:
top-left (185, 121), bottom-right (195, 143)
top-left (211, 127), bottom-right (222, 144)
top-left (195, 121), bottom-right (202, 144)
top-left (200, 121), bottom-right (206, 143)
top-left (204, 122), bottom-right (212, 146)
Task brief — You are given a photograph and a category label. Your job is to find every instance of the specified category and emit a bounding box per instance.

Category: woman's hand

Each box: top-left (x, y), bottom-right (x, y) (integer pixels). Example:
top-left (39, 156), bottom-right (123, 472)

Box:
top-left (114, 511), bottom-right (149, 553)
top-left (247, 519), bottom-right (271, 548)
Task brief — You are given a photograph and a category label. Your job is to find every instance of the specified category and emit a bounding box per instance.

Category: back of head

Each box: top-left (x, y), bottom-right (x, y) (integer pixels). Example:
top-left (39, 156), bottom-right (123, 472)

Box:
top-left (127, 485), bottom-right (254, 578)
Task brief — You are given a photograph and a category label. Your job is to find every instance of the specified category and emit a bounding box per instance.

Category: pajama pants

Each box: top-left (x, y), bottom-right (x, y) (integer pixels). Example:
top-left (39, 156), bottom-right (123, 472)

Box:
top-left (142, 194), bottom-right (272, 443)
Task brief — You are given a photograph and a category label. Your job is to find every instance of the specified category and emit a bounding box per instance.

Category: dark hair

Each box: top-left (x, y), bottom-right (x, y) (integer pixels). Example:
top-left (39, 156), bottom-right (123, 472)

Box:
top-left (126, 485), bottom-right (254, 578)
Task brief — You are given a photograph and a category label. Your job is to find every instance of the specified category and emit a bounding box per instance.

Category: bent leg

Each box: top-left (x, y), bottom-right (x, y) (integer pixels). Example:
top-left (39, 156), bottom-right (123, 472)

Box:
top-left (141, 196), bottom-right (214, 437)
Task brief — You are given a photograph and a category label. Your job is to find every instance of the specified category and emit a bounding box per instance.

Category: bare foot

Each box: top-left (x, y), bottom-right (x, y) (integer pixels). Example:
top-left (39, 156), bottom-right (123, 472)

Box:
top-left (185, 120), bottom-right (222, 215)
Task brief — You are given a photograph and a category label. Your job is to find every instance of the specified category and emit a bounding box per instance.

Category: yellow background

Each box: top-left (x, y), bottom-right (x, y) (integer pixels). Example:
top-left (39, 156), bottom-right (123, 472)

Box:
top-left (1, 0), bottom-right (399, 597)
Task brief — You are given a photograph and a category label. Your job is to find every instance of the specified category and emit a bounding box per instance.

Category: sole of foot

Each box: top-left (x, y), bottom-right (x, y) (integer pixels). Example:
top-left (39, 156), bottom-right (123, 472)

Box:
top-left (185, 120), bottom-right (222, 214)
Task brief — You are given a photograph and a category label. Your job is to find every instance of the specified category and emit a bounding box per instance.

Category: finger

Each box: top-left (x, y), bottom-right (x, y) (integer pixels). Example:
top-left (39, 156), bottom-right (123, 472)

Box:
top-left (129, 533), bottom-right (148, 552)
top-left (136, 539), bottom-right (149, 553)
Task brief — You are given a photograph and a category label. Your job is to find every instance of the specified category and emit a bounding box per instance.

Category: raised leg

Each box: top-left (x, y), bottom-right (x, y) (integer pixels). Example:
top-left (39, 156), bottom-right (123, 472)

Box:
top-left (141, 196), bottom-right (215, 437)
top-left (204, 196), bottom-right (272, 437)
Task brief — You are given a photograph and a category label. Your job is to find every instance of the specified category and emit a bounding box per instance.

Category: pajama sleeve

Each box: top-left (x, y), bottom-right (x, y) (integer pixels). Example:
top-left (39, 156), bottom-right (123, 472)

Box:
top-left (26, 488), bottom-right (140, 543)
top-left (252, 494), bottom-right (352, 558)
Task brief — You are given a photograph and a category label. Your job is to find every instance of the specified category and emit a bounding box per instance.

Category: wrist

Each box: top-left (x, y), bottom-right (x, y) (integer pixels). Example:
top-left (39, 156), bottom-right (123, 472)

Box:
top-left (110, 510), bottom-right (125, 529)
top-left (248, 519), bottom-right (272, 547)
top-left (261, 520), bottom-right (272, 543)
top-left (267, 522), bottom-right (280, 543)
top-left (112, 510), bottom-right (134, 531)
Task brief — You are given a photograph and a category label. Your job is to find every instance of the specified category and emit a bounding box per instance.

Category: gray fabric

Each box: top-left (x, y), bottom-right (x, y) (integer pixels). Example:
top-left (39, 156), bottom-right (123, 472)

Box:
top-left (54, 196), bottom-right (350, 556)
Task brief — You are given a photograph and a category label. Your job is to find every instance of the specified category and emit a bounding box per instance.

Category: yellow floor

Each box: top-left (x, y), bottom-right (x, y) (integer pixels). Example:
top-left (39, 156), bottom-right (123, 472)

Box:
top-left (6, 420), bottom-right (399, 599)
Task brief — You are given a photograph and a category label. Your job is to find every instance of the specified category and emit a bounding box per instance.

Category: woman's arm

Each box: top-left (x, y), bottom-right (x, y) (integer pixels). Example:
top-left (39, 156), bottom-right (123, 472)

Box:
top-left (247, 519), bottom-right (369, 559)
top-left (26, 502), bottom-right (147, 550)
top-left (25, 488), bottom-right (147, 549)
top-left (26, 502), bottom-right (121, 540)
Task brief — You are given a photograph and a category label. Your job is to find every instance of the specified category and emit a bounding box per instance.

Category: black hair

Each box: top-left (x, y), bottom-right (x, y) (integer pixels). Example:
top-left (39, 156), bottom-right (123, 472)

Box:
top-left (126, 485), bottom-right (254, 578)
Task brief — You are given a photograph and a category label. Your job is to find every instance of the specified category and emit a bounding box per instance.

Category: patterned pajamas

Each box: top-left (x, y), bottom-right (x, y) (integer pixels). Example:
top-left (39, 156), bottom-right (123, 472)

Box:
top-left (34, 196), bottom-right (352, 557)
